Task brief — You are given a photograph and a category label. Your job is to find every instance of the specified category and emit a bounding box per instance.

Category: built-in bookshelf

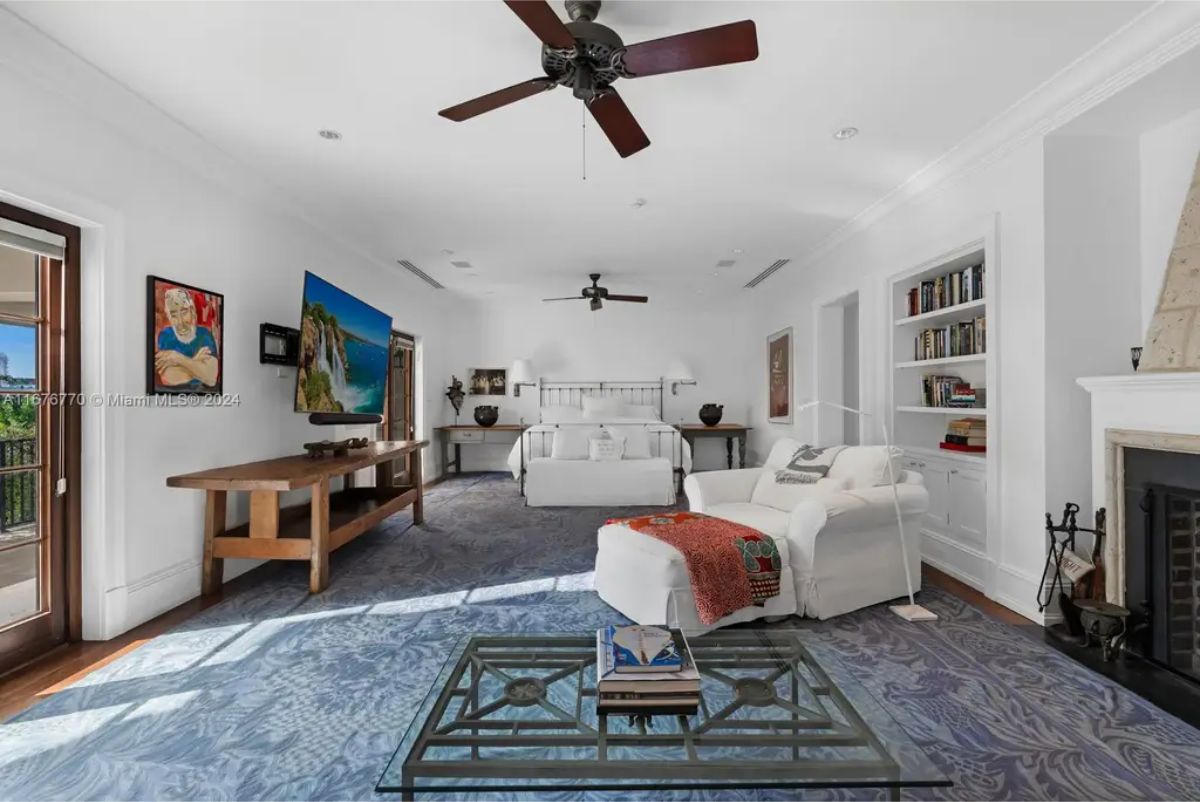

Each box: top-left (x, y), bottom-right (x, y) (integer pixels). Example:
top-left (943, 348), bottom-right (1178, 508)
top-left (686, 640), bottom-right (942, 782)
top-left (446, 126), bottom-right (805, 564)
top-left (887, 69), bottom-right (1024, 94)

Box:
top-left (889, 242), bottom-right (990, 460)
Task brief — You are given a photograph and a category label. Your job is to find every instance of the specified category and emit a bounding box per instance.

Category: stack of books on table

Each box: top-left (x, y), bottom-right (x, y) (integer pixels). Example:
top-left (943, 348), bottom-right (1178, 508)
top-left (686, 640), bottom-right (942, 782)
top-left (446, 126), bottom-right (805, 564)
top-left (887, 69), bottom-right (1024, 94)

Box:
top-left (941, 417), bottom-right (986, 454)
top-left (595, 625), bottom-right (700, 715)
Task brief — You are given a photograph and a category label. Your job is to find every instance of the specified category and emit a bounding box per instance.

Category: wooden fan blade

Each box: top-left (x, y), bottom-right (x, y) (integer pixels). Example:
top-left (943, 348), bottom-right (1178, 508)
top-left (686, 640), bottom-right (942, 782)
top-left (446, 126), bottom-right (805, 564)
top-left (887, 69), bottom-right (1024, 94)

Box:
top-left (621, 20), bottom-right (758, 78)
top-left (606, 294), bottom-right (649, 303)
top-left (439, 78), bottom-right (555, 121)
top-left (504, 0), bottom-right (575, 49)
top-left (542, 296), bottom-right (583, 301)
top-left (587, 90), bottom-right (650, 158)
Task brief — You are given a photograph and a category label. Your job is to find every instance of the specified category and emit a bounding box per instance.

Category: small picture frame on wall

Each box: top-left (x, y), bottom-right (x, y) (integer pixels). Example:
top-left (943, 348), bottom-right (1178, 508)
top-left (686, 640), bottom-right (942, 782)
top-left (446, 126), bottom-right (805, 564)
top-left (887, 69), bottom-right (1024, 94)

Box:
top-left (768, 326), bottom-right (792, 424)
top-left (146, 275), bottom-right (224, 395)
top-left (469, 367), bottom-right (507, 396)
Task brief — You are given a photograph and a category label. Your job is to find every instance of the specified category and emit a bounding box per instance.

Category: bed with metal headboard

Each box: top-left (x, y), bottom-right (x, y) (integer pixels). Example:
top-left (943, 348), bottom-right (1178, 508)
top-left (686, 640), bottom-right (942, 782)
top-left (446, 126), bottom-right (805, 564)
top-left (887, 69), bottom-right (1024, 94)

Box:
top-left (537, 379), bottom-right (665, 420)
top-left (506, 379), bottom-right (690, 506)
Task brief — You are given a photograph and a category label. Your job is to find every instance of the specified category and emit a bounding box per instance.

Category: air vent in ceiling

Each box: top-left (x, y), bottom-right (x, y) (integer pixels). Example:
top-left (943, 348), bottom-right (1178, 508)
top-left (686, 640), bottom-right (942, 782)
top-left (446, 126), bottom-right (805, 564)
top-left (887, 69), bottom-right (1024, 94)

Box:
top-left (450, 260), bottom-right (473, 269)
top-left (396, 259), bottom-right (444, 289)
top-left (715, 259), bottom-right (736, 268)
top-left (744, 259), bottom-right (791, 289)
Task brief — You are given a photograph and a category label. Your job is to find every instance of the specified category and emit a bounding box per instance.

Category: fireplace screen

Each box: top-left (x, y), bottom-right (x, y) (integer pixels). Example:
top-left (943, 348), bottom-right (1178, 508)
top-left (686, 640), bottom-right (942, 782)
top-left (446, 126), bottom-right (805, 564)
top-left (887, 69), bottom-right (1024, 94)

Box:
top-left (1137, 484), bottom-right (1200, 681)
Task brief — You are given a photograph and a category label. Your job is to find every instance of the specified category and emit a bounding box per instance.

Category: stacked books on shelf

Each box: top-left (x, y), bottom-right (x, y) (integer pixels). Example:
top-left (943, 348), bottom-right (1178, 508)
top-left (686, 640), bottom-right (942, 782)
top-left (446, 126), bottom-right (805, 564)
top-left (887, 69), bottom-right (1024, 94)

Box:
top-left (921, 376), bottom-right (984, 409)
top-left (595, 625), bottom-right (700, 715)
top-left (905, 263), bottom-right (984, 316)
top-left (913, 317), bottom-right (986, 361)
top-left (941, 417), bottom-right (986, 453)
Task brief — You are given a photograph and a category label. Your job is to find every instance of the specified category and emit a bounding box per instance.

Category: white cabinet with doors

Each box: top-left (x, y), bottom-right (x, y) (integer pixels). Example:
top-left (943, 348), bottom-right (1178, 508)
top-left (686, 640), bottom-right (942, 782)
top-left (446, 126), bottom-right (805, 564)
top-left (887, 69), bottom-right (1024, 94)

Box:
top-left (901, 450), bottom-right (988, 588)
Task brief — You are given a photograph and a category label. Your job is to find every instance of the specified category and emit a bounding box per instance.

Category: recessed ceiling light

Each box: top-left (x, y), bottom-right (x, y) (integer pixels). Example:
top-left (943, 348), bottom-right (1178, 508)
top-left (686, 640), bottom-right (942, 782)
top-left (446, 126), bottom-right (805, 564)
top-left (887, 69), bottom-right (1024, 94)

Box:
top-left (833, 127), bottom-right (859, 141)
top-left (732, 248), bottom-right (744, 255)
top-left (631, 198), bottom-right (647, 208)
top-left (441, 248), bottom-right (455, 256)
top-left (317, 129), bottom-right (342, 141)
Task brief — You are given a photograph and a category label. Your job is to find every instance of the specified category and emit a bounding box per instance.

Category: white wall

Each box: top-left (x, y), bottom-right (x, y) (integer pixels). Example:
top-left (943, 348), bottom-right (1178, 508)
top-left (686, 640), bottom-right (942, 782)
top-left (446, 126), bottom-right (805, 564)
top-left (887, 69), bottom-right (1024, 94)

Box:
top-left (452, 296), bottom-right (747, 473)
top-left (1043, 135), bottom-right (1143, 517)
top-left (0, 12), bottom-right (460, 638)
top-left (737, 138), bottom-right (1048, 618)
top-left (1140, 107), bottom-right (1200, 334)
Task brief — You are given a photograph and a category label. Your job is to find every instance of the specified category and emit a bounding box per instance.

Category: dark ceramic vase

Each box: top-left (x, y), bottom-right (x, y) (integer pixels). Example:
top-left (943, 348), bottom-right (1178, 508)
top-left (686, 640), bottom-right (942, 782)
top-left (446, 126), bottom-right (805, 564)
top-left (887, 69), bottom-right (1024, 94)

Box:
top-left (473, 405), bottom-right (499, 427)
top-left (699, 404), bottom-right (724, 427)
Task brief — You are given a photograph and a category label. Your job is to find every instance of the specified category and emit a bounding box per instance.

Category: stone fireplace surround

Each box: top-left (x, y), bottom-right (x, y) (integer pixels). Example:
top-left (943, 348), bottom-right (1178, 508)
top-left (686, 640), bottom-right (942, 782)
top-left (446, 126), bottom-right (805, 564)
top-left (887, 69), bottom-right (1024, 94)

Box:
top-left (1078, 374), bottom-right (1200, 607)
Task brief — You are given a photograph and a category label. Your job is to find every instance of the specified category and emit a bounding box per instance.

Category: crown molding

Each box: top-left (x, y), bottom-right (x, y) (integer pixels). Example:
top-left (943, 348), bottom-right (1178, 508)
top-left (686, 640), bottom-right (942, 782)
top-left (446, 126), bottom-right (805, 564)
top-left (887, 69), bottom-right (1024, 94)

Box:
top-left (787, 1), bottom-right (1200, 278)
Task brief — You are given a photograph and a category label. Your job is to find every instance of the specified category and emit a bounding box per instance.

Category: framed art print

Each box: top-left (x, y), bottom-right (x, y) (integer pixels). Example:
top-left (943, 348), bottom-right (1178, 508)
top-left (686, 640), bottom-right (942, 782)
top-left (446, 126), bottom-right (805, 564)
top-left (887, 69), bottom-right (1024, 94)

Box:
top-left (469, 367), bottom-right (507, 396)
top-left (768, 326), bottom-right (792, 423)
top-left (147, 275), bottom-right (224, 395)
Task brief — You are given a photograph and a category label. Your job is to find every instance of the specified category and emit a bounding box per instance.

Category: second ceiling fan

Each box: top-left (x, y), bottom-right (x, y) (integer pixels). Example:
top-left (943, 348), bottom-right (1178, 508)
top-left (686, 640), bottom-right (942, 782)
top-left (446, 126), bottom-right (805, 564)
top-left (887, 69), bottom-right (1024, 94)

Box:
top-left (439, 0), bottom-right (759, 158)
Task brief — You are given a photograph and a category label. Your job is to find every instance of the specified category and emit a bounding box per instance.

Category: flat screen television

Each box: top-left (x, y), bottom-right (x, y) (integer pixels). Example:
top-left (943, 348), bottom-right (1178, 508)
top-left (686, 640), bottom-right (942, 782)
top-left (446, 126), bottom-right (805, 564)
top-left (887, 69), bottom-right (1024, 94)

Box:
top-left (295, 271), bottom-right (392, 418)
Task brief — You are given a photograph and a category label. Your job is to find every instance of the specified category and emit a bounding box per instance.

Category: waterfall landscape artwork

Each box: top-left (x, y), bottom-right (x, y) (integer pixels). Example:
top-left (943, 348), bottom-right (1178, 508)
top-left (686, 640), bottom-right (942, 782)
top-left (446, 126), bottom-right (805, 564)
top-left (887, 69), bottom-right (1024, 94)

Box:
top-left (295, 272), bottom-right (392, 415)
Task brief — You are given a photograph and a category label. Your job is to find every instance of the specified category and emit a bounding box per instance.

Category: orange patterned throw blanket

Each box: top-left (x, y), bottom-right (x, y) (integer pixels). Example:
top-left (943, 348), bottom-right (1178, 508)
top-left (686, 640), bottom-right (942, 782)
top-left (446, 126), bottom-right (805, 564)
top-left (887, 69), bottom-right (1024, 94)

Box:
top-left (606, 511), bottom-right (782, 625)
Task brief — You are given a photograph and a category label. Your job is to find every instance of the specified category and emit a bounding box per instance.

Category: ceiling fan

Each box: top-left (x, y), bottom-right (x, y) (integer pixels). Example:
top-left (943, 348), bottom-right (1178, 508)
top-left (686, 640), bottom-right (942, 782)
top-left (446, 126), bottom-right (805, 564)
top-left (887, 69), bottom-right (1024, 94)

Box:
top-left (438, 0), bottom-right (759, 158)
top-left (544, 273), bottom-right (648, 311)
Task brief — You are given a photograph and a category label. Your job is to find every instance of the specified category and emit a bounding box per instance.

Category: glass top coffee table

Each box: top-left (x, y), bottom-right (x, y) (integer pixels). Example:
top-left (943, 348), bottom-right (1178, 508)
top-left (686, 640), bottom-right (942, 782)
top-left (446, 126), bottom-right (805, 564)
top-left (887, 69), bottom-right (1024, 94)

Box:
top-left (377, 630), bottom-right (950, 799)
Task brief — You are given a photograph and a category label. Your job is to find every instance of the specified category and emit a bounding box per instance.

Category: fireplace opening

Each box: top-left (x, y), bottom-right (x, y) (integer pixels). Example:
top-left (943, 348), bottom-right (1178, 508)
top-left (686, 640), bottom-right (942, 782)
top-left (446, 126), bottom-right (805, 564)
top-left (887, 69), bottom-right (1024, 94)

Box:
top-left (1124, 447), bottom-right (1200, 683)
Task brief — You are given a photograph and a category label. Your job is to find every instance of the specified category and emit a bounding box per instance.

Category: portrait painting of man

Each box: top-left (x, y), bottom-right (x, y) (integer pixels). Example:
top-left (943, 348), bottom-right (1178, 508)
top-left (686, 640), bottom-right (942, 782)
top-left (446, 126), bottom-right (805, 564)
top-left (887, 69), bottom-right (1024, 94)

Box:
top-left (147, 276), bottom-right (223, 394)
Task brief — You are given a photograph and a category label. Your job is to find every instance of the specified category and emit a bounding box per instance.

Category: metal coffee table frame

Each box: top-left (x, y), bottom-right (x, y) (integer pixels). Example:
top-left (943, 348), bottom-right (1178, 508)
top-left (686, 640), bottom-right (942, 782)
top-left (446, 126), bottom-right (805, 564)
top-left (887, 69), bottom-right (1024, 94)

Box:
top-left (378, 630), bottom-right (949, 799)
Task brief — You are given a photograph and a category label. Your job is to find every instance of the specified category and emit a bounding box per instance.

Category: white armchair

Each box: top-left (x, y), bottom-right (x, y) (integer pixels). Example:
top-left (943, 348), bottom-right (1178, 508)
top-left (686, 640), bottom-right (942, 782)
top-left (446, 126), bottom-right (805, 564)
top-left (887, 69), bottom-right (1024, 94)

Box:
top-left (684, 440), bottom-right (929, 620)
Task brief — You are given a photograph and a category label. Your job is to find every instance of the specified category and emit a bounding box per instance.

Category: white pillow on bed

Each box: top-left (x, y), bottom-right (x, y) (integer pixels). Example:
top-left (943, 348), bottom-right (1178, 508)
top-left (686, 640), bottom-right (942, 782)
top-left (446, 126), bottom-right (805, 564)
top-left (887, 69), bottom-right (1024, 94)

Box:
top-left (623, 404), bottom-right (660, 421)
top-left (540, 406), bottom-right (583, 424)
top-left (610, 426), bottom-right (651, 459)
top-left (588, 430), bottom-right (625, 461)
top-left (550, 428), bottom-right (589, 460)
top-left (581, 395), bottom-right (625, 419)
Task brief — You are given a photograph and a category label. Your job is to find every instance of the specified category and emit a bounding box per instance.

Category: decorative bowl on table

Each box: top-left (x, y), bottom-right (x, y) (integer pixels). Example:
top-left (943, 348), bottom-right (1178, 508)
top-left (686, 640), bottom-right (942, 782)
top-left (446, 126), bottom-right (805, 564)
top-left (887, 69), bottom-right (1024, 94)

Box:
top-left (473, 405), bottom-right (499, 427)
top-left (698, 404), bottom-right (724, 427)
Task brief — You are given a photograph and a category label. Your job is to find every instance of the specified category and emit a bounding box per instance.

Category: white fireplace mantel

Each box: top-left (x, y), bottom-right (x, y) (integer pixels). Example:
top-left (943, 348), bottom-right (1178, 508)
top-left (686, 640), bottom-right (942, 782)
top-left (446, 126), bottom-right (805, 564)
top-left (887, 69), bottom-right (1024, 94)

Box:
top-left (1078, 371), bottom-right (1200, 603)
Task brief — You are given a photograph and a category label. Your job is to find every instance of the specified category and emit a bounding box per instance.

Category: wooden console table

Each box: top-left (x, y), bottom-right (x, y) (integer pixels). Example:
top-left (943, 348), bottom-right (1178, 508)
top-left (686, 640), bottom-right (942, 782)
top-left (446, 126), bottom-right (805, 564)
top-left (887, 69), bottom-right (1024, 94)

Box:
top-left (679, 424), bottom-right (752, 470)
top-left (434, 424), bottom-right (526, 476)
top-left (167, 440), bottom-right (428, 595)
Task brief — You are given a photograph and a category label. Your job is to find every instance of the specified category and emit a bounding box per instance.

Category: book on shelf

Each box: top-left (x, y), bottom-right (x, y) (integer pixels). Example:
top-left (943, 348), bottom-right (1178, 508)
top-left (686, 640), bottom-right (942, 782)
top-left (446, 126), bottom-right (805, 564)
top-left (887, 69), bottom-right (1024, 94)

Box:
top-left (940, 442), bottom-right (986, 454)
top-left (904, 263), bottom-right (984, 317)
top-left (912, 316), bottom-right (986, 360)
top-left (921, 377), bottom-right (984, 409)
top-left (943, 416), bottom-right (986, 454)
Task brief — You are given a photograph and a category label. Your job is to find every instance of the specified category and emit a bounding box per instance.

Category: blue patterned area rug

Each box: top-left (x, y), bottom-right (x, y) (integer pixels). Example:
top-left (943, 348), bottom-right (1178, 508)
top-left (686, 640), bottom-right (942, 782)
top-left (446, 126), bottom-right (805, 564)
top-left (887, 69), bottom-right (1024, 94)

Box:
top-left (2, 473), bottom-right (1200, 800)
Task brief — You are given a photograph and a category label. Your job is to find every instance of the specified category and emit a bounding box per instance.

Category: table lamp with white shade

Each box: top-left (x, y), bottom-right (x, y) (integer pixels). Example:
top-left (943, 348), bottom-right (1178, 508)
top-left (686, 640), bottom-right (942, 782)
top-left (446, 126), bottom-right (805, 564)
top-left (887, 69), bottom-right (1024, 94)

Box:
top-left (795, 398), bottom-right (938, 623)
top-left (663, 359), bottom-right (696, 395)
top-left (510, 359), bottom-right (536, 397)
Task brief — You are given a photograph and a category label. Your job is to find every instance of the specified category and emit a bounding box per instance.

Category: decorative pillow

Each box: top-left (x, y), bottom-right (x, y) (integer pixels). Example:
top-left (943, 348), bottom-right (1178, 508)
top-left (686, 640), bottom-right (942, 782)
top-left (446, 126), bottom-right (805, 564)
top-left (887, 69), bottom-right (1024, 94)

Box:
top-left (750, 474), bottom-right (850, 513)
top-left (550, 428), bottom-right (589, 460)
top-left (827, 446), bottom-right (902, 489)
top-left (611, 426), bottom-right (651, 459)
top-left (581, 395), bottom-right (625, 419)
top-left (540, 405), bottom-right (583, 424)
top-left (774, 444), bottom-right (846, 485)
top-left (764, 438), bottom-right (806, 469)
top-left (588, 429), bottom-right (625, 461)
top-left (623, 404), bottom-right (661, 421)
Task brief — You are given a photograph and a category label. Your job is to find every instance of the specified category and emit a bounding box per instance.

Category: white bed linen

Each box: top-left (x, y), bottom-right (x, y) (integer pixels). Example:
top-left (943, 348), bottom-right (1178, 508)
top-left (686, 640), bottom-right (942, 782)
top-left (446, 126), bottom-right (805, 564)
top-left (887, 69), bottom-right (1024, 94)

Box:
top-left (507, 420), bottom-right (692, 479)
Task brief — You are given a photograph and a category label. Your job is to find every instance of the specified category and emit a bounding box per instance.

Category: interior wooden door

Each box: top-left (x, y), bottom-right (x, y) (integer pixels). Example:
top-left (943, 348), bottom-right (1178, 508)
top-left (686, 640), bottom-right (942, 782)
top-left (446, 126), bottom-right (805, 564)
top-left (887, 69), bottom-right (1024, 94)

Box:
top-left (0, 202), bottom-right (80, 676)
top-left (386, 332), bottom-right (416, 485)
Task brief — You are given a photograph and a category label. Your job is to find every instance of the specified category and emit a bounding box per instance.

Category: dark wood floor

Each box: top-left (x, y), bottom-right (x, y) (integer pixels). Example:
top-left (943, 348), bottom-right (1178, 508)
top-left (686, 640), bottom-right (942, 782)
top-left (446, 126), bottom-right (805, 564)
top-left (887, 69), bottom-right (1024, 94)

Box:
top-left (0, 563), bottom-right (1026, 723)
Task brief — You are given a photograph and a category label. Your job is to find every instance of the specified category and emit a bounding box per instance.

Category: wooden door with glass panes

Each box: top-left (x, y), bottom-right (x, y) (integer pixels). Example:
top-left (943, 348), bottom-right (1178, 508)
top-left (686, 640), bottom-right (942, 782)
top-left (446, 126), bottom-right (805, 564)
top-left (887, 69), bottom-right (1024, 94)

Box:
top-left (386, 332), bottom-right (416, 485)
top-left (0, 202), bottom-right (80, 676)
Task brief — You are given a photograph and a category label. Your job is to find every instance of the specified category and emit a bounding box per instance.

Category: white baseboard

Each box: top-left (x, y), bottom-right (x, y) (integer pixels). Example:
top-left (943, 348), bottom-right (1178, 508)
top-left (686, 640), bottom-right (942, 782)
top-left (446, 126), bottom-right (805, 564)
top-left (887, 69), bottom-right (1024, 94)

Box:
top-left (920, 529), bottom-right (989, 589)
top-left (96, 556), bottom-right (262, 640)
top-left (992, 563), bottom-right (1051, 625)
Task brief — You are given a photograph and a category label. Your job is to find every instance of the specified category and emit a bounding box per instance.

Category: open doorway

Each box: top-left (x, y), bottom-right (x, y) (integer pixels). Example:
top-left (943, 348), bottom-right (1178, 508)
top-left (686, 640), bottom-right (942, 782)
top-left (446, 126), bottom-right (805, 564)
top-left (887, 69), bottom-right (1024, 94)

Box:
top-left (384, 331), bottom-right (416, 485)
top-left (814, 291), bottom-right (861, 446)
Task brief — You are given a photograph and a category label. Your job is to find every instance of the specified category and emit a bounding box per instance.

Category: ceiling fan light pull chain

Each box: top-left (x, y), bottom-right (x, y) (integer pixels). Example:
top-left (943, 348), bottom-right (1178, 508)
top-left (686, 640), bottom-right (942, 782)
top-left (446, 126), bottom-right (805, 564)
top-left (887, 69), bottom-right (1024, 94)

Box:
top-left (582, 103), bottom-right (587, 181)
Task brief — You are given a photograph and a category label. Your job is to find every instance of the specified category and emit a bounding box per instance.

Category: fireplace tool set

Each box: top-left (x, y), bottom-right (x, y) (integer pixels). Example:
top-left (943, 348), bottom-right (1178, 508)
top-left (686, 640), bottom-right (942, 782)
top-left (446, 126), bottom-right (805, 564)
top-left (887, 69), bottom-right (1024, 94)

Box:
top-left (1038, 504), bottom-right (1129, 660)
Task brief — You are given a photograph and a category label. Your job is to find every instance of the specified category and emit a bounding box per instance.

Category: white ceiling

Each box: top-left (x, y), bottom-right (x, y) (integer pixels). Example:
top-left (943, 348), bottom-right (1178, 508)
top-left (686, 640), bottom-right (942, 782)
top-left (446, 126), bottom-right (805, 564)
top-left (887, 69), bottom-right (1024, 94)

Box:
top-left (9, 0), bottom-right (1149, 298)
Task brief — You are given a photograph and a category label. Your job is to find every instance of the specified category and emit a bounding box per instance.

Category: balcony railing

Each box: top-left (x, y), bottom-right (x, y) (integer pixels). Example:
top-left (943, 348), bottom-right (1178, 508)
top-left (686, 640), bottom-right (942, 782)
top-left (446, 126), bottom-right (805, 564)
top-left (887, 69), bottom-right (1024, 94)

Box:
top-left (0, 438), bottom-right (36, 532)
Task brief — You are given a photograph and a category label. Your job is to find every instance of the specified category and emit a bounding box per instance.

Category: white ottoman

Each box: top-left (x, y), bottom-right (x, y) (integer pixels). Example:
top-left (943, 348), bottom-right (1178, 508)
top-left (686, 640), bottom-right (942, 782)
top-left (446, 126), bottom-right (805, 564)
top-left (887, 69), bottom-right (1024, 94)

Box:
top-left (592, 521), bottom-right (798, 632)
